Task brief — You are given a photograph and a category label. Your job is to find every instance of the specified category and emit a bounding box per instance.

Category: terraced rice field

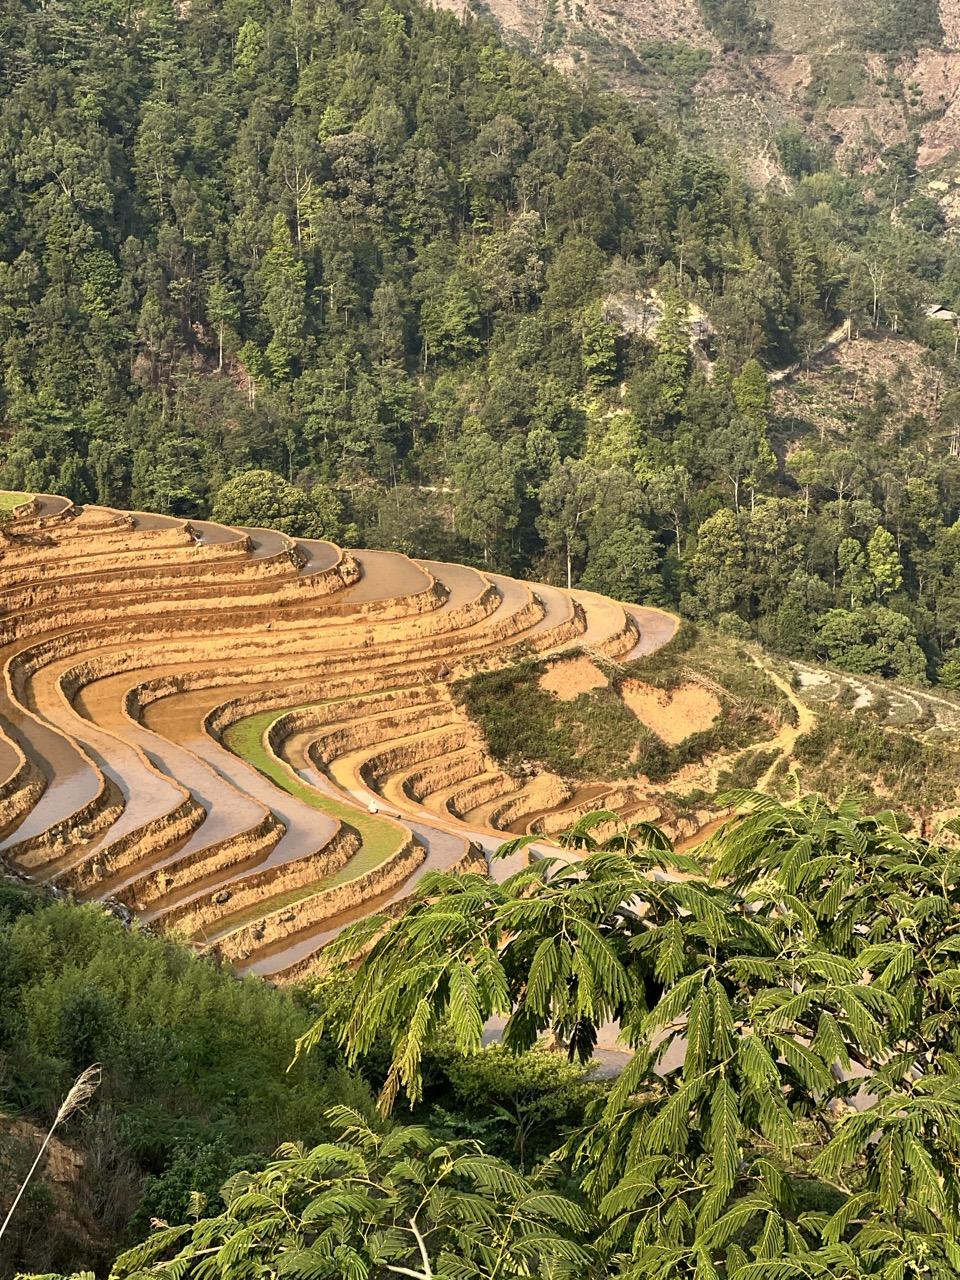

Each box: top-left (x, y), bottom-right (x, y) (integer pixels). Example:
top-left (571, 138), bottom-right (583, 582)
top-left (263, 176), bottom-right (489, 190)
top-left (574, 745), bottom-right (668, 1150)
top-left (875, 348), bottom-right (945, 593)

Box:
top-left (0, 492), bottom-right (680, 981)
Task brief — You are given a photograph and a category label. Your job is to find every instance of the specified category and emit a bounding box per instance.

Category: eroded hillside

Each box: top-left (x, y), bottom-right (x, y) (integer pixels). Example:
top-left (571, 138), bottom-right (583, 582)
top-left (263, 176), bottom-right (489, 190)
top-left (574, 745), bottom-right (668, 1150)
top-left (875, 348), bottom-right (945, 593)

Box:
top-left (436, 0), bottom-right (960, 181)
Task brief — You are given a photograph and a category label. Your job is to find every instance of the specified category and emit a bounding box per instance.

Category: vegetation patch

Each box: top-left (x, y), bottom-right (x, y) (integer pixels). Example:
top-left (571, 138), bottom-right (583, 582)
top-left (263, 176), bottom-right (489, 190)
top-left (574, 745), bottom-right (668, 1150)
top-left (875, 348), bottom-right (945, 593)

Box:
top-left (0, 880), bottom-right (604, 1278)
top-left (223, 709), bottom-right (405, 881)
top-left (0, 490), bottom-right (30, 512)
top-left (699, 0), bottom-right (770, 51)
top-left (458, 657), bottom-right (658, 780)
top-left (0, 881), bottom-right (352, 1276)
top-left (458, 630), bottom-right (787, 783)
top-left (635, 40), bottom-right (712, 96)
top-left (792, 707), bottom-right (960, 814)
top-left (805, 53), bottom-right (870, 109)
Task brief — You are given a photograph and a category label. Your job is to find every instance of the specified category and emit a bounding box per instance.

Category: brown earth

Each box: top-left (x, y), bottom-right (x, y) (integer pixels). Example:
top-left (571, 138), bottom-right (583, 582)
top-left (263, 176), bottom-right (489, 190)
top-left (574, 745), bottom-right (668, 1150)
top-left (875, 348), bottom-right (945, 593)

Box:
top-left (0, 1115), bottom-right (108, 1269)
top-left (619, 678), bottom-right (722, 744)
top-left (0, 493), bottom-right (678, 978)
top-left (775, 332), bottom-right (945, 445)
top-left (432, 0), bottom-right (960, 181)
top-left (538, 655), bottom-right (609, 701)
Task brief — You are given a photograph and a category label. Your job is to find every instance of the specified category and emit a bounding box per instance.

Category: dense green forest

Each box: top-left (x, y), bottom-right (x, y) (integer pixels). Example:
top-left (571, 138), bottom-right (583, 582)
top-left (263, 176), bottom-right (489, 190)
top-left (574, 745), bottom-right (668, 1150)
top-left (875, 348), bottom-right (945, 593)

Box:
top-left (0, 0), bottom-right (959, 685)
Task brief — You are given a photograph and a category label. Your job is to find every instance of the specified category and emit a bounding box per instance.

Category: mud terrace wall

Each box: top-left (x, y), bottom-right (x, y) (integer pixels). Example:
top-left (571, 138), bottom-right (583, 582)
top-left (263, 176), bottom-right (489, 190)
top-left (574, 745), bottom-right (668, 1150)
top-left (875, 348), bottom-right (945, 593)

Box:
top-left (274, 843), bottom-right (490, 985)
top-left (160, 827), bottom-right (363, 938)
top-left (0, 742), bottom-right (45, 839)
top-left (117, 812), bottom-right (284, 911)
top-left (0, 494), bottom-right (676, 981)
top-left (487, 776), bottom-right (575, 830)
top-left (210, 835), bottom-right (423, 964)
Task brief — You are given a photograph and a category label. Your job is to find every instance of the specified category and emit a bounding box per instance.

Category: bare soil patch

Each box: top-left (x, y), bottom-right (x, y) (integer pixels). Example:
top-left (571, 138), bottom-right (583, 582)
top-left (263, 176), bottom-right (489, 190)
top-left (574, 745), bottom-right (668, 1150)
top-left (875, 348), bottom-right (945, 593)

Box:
top-left (620, 679), bottom-right (721, 745)
top-left (941, 0), bottom-right (960, 48)
top-left (538, 656), bottom-right (608, 702)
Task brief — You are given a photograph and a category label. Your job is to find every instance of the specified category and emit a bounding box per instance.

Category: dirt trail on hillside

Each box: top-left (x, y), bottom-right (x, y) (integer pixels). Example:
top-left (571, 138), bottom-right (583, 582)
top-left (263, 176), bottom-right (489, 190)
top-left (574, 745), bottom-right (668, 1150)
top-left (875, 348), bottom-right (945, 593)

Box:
top-left (749, 655), bottom-right (815, 791)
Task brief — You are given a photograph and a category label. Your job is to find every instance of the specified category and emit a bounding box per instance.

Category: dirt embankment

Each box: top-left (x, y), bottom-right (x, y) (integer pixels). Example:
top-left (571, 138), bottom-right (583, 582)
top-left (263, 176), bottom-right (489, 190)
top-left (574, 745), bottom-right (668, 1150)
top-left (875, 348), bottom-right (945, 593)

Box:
top-left (620, 680), bottom-right (722, 745)
top-left (3, 492), bottom-right (671, 979)
top-left (538, 656), bottom-right (608, 701)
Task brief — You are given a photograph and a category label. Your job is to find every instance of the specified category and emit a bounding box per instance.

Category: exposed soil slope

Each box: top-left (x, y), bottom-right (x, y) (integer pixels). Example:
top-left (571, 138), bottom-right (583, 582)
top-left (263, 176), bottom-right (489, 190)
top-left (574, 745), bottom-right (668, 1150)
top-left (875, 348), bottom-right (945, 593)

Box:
top-left (433, 0), bottom-right (960, 180)
top-left (0, 493), bottom-right (674, 980)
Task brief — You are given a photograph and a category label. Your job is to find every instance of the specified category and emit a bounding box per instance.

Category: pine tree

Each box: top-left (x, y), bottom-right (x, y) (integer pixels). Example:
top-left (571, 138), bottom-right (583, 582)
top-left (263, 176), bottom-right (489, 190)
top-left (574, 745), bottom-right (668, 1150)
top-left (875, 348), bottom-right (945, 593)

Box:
top-left (867, 524), bottom-right (903, 599)
top-left (260, 214), bottom-right (308, 382)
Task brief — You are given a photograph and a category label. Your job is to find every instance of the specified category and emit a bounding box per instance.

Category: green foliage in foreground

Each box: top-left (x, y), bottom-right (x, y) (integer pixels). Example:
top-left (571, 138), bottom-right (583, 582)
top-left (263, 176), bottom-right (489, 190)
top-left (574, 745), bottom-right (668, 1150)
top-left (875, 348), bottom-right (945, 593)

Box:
top-left (0, 891), bottom-right (336, 1149)
top-left (92, 795), bottom-right (960, 1278)
top-left (1, 880), bottom-right (601, 1278)
top-left (111, 1109), bottom-right (593, 1280)
top-left (0, 886), bottom-right (361, 1275)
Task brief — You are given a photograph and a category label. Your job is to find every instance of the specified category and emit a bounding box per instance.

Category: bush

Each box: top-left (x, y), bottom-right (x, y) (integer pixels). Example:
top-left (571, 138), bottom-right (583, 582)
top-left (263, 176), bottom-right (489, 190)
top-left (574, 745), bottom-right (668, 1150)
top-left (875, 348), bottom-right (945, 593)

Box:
top-left (0, 889), bottom-right (371, 1275)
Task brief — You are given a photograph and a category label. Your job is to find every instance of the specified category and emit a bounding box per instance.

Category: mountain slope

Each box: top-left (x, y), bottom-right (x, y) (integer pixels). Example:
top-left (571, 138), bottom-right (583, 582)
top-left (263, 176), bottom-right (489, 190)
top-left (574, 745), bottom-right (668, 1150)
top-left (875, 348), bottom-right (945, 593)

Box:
top-left (432, 0), bottom-right (960, 181)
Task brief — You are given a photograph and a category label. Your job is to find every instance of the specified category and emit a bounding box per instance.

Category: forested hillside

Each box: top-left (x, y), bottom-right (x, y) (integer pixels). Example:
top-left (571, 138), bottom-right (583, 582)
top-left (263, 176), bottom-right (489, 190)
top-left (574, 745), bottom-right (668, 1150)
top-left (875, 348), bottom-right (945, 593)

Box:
top-left (1, 0), bottom-right (959, 683)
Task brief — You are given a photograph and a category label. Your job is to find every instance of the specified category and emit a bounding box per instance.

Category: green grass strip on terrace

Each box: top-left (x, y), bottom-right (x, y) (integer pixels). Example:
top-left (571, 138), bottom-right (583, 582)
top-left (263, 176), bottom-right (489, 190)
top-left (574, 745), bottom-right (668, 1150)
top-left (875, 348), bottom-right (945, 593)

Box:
top-left (0, 490), bottom-right (32, 512)
top-left (222, 706), bottom-right (406, 888)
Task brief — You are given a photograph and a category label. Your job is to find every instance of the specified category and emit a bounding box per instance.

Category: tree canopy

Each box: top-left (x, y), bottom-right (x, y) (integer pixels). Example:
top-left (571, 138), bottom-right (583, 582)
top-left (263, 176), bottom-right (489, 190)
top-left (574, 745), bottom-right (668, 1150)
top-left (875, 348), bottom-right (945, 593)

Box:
top-left (0, 0), bottom-right (958, 683)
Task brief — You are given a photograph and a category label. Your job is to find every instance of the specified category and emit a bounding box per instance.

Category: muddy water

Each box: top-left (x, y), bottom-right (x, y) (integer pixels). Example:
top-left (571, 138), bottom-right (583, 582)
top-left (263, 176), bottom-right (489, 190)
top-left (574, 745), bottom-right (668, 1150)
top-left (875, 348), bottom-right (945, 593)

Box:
top-left (241, 528), bottom-right (288, 559)
top-left (482, 572), bottom-right (530, 620)
top-left (130, 512), bottom-right (183, 531)
top-left (238, 753), bottom-right (473, 978)
top-left (297, 539), bottom-right (340, 575)
top-left (568, 588), bottom-right (629, 651)
top-left (33, 495), bottom-right (74, 518)
top-left (337, 549), bottom-right (431, 603)
top-left (189, 520), bottom-right (242, 545)
top-left (0, 704), bottom-right (100, 848)
top-left (417, 560), bottom-right (485, 612)
top-left (30, 656), bottom-right (185, 851)
top-left (0, 724), bottom-right (20, 783)
top-left (524, 582), bottom-right (575, 638)
top-left (0, 583), bottom-right (110, 850)
top-left (74, 670), bottom-right (268, 896)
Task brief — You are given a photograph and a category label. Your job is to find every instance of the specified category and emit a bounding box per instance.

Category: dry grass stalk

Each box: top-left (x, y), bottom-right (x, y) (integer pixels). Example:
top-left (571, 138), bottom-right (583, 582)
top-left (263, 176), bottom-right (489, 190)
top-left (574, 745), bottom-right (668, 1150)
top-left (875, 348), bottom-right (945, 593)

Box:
top-left (0, 1064), bottom-right (101, 1246)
